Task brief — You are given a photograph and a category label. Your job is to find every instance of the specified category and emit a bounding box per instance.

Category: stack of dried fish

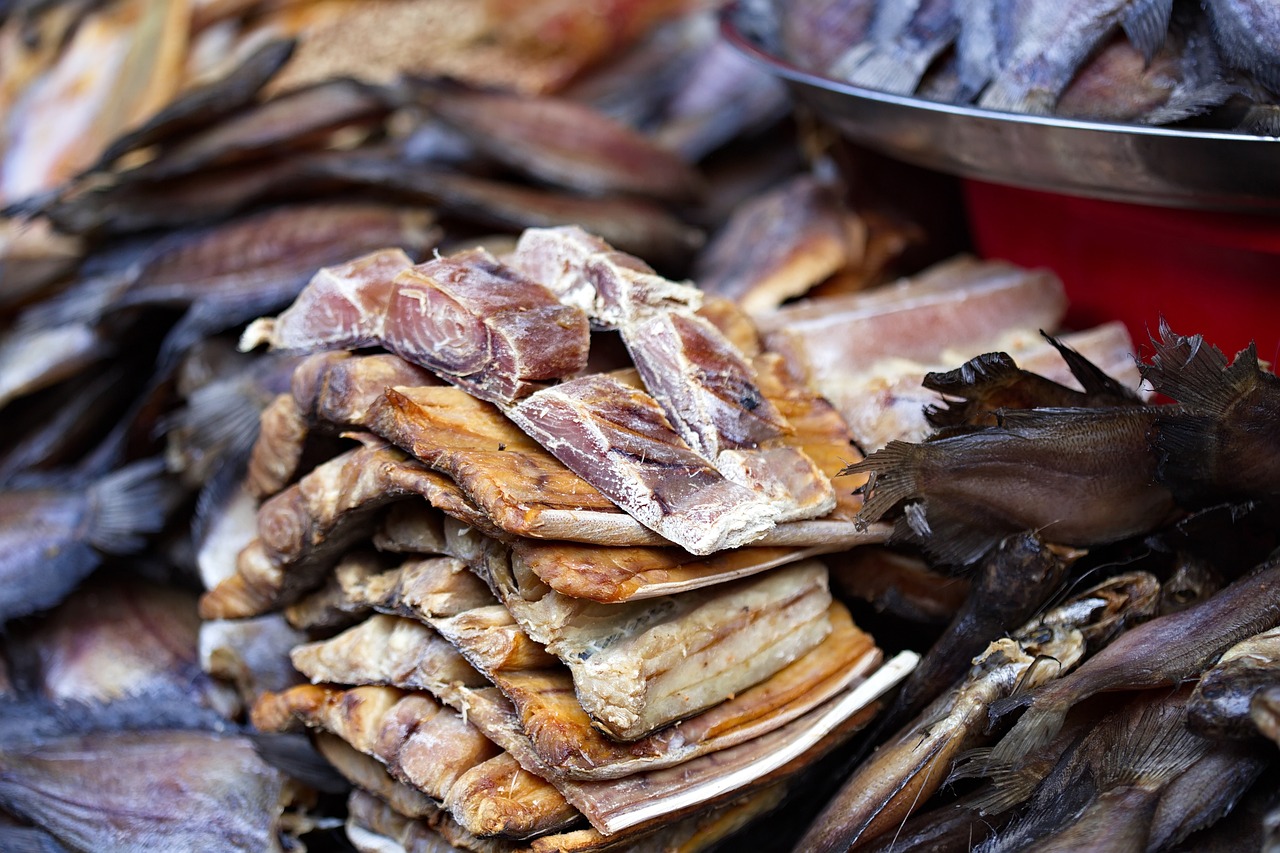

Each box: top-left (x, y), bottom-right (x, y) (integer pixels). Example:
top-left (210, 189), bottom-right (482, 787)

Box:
top-left (766, 0), bottom-right (1280, 131)
top-left (196, 224), bottom-right (921, 850)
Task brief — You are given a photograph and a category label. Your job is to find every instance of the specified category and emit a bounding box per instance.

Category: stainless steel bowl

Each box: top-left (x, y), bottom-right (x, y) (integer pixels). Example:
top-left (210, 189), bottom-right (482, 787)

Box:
top-left (721, 4), bottom-right (1280, 212)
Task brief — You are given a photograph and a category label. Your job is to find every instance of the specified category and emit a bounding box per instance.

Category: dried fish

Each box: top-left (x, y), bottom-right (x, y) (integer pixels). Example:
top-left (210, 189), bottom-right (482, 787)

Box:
top-left (827, 546), bottom-right (970, 624)
top-left (779, 0), bottom-right (878, 74)
top-left (988, 554), bottom-right (1280, 766)
top-left (1141, 321), bottom-right (1280, 507)
top-left (796, 571), bottom-right (1113, 853)
top-left (843, 405), bottom-right (1180, 566)
top-left (1204, 0), bottom-right (1280, 91)
top-left (417, 85), bottom-right (704, 202)
top-left (243, 248), bottom-right (590, 406)
top-left (0, 321), bottom-right (110, 410)
top-left (0, 730), bottom-right (294, 851)
top-left (199, 614), bottom-right (307, 707)
top-left (1149, 740), bottom-right (1270, 850)
top-left (1188, 625), bottom-right (1280, 739)
top-left (0, 459), bottom-right (170, 623)
top-left (507, 373), bottom-right (781, 555)
top-left (831, 0), bottom-right (960, 95)
top-left (694, 174), bottom-right (860, 315)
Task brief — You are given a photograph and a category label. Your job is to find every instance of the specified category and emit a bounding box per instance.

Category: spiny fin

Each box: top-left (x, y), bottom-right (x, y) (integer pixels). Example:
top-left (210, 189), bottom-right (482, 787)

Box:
top-left (1097, 700), bottom-right (1209, 790)
top-left (1139, 318), bottom-right (1259, 414)
top-left (1121, 0), bottom-right (1175, 64)
top-left (1041, 331), bottom-right (1140, 402)
top-left (947, 747), bottom-right (1046, 815)
top-left (988, 703), bottom-right (1069, 767)
top-left (85, 458), bottom-right (173, 554)
top-left (1149, 413), bottom-right (1218, 500)
top-left (161, 375), bottom-right (267, 463)
top-left (898, 506), bottom-right (1004, 568)
top-left (924, 351), bottom-right (1021, 396)
top-left (840, 440), bottom-right (924, 523)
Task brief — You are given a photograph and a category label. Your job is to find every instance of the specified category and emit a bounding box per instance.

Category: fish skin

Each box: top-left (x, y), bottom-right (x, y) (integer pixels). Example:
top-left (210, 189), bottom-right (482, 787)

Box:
top-left (418, 85), bottom-right (705, 203)
top-left (0, 322), bottom-right (111, 410)
top-left (843, 406), bottom-right (1181, 567)
top-left (1149, 740), bottom-right (1270, 851)
top-left (988, 554), bottom-right (1280, 767)
top-left (979, 0), bottom-right (1175, 114)
top-left (1204, 0), bottom-right (1280, 91)
top-left (0, 459), bottom-right (171, 624)
top-left (0, 730), bottom-right (290, 852)
top-left (1188, 625), bottom-right (1280, 739)
top-left (780, 0), bottom-right (879, 74)
top-left (832, 0), bottom-right (960, 95)
top-left (795, 572), bottom-right (1134, 853)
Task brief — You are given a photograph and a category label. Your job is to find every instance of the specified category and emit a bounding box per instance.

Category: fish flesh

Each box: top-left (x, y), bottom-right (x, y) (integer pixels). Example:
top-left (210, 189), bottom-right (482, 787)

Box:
top-left (1188, 625), bottom-right (1280, 739)
top-left (243, 248), bottom-right (591, 406)
top-left (507, 373), bottom-right (782, 554)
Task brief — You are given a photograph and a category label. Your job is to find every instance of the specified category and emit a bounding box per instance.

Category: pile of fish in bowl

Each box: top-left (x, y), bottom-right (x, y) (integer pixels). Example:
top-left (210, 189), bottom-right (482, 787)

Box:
top-left (1, 1), bottom-right (1278, 851)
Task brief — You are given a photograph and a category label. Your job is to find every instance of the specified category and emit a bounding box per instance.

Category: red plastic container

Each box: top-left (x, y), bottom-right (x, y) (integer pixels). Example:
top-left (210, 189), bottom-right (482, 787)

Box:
top-left (964, 180), bottom-right (1280, 363)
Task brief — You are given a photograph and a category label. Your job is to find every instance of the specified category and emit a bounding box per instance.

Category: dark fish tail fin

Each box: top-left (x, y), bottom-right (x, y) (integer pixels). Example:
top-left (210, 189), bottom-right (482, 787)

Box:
top-left (1141, 318), bottom-right (1256, 414)
top-left (160, 375), bottom-right (268, 465)
top-left (85, 459), bottom-right (173, 554)
top-left (988, 702), bottom-right (1067, 767)
top-left (1121, 0), bottom-right (1175, 63)
top-left (839, 440), bottom-right (923, 523)
top-left (948, 747), bottom-right (1045, 815)
top-left (1041, 330), bottom-right (1140, 402)
top-left (924, 351), bottom-right (1021, 428)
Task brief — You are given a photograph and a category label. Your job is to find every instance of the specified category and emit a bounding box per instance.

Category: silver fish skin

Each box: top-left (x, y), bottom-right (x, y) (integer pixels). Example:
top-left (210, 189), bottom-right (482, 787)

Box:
top-left (1204, 0), bottom-right (1280, 91)
top-left (0, 460), bottom-right (171, 624)
top-left (832, 0), bottom-right (960, 95)
top-left (0, 730), bottom-right (290, 852)
top-left (979, 0), bottom-right (1175, 114)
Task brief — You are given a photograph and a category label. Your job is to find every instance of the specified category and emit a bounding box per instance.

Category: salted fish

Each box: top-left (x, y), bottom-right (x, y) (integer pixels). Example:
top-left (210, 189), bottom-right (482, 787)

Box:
top-left (199, 437), bottom-right (499, 620)
top-left (315, 734), bottom-right (439, 822)
top-left (513, 226), bottom-right (835, 524)
top-left (508, 373), bottom-right (780, 555)
top-left (243, 248), bottom-right (590, 406)
top-left (245, 350), bottom-right (438, 498)
top-left (253, 684), bottom-right (579, 839)
top-left (693, 174), bottom-right (860, 315)
top-left (1189, 625), bottom-right (1280, 739)
top-left (796, 569), bottom-right (1143, 852)
top-left (199, 614), bottom-right (307, 707)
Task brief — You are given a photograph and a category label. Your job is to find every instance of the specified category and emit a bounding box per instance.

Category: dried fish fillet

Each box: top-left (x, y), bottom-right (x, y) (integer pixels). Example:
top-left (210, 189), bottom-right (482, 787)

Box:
top-left (199, 438), bottom-right (498, 620)
top-left (508, 373), bottom-right (780, 555)
top-left (694, 175), bottom-right (860, 314)
top-left (315, 733), bottom-right (439, 822)
top-left (253, 684), bottom-right (579, 839)
top-left (339, 555), bottom-right (496, 621)
top-left (245, 248), bottom-right (590, 406)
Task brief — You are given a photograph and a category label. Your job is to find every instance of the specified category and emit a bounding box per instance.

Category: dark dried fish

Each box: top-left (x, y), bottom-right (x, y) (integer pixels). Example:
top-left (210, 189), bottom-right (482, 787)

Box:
top-left (0, 729), bottom-right (294, 852)
top-left (1204, 0), bottom-right (1280, 91)
top-left (1149, 740), bottom-right (1270, 850)
top-left (418, 85), bottom-right (704, 202)
top-left (988, 554), bottom-right (1280, 765)
top-left (0, 459), bottom-right (170, 623)
top-left (827, 546), bottom-right (970, 624)
top-left (843, 405), bottom-right (1180, 566)
top-left (1188, 625), bottom-right (1280, 739)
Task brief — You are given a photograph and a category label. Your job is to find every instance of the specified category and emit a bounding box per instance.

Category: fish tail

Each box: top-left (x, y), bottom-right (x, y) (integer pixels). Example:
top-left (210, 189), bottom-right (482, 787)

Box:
top-left (1121, 0), bottom-right (1175, 63)
top-left (987, 703), bottom-right (1067, 768)
top-left (838, 440), bottom-right (923, 523)
top-left (979, 78), bottom-right (1055, 116)
top-left (947, 746), bottom-right (1045, 815)
top-left (85, 458), bottom-right (174, 554)
top-left (1040, 330), bottom-right (1140, 401)
top-left (1099, 700), bottom-right (1209, 790)
top-left (160, 375), bottom-right (267, 464)
top-left (1140, 318), bottom-right (1258, 414)
top-left (924, 351), bottom-right (1020, 395)
top-left (844, 50), bottom-right (931, 96)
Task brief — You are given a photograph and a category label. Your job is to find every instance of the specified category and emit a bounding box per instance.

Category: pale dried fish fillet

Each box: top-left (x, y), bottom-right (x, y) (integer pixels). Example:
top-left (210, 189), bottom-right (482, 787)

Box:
top-left (374, 502), bottom-right (449, 555)
top-left (508, 374), bottom-right (780, 555)
top-left (340, 555), bottom-right (495, 622)
top-left (282, 550), bottom-right (384, 632)
top-left (314, 732), bottom-right (439, 821)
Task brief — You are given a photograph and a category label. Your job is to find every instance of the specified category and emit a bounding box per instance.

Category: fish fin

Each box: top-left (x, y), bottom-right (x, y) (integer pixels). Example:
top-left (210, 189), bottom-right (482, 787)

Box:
top-left (1041, 331), bottom-right (1141, 402)
top-left (924, 351), bottom-right (1021, 396)
top-left (1121, 0), bottom-right (1175, 64)
top-left (161, 375), bottom-right (266, 465)
top-left (1149, 412), bottom-right (1218, 499)
top-left (905, 509), bottom-right (1005, 568)
top-left (988, 703), bottom-right (1068, 767)
top-left (0, 825), bottom-right (71, 853)
top-left (828, 42), bottom-right (879, 82)
top-left (844, 50), bottom-right (933, 95)
top-left (947, 747), bottom-right (1046, 815)
top-left (1237, 104), bottom-right (1280, 137)
top-left (16, 271), bottom-right (136, 331)
top-left (1097, 700), bottom-right (1209, 790)
top-left (1140, 319), bottom-right (1258, 414)
top-left (840, 440), bottom-right (923, 523)
top-left (84, 458), bottom-right (173, 554)
top-left (249, 733), bottom-right (350, 794)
